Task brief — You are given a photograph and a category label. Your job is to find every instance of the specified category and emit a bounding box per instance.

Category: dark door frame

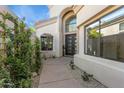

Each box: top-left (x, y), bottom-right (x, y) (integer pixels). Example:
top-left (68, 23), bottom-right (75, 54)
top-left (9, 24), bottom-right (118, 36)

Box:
top-left (63, 33), bottom-right (76, 56)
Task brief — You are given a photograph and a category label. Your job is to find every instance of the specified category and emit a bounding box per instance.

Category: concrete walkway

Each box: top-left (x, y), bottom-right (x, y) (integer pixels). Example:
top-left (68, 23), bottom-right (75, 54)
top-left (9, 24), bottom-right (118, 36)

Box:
top-left (38, 57), bottom-right (106, 88)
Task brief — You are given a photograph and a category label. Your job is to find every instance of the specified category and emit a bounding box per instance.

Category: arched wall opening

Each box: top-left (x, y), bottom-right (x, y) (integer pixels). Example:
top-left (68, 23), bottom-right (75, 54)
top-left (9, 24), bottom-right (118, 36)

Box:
top-left (59, 7), bottom-right (78, 56)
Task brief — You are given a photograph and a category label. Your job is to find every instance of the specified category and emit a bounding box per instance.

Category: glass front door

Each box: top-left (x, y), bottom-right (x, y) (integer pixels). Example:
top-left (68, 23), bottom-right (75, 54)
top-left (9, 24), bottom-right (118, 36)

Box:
top-left (65, 34), bottom-right (76, 55)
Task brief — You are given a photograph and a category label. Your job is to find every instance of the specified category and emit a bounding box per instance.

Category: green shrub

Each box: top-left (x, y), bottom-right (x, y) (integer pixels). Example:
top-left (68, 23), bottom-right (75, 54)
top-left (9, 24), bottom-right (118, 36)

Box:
top-left (0, 62), bottom-right (14, 88)
top-left (0, 12), bottom-right (42, 88)
top-left (33, 37), bottom-right (42, 74)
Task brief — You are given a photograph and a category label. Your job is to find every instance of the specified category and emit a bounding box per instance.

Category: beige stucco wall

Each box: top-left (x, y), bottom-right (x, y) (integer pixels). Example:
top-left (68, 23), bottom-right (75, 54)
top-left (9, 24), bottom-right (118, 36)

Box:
top-left (74, 5), bottom-right (124, 87)
top-left (36, 5), bottom-right (82, 57)
top-left (36, 21), bottom-right (61, 57)
top-left (75, 5), bottom-right (109, 55)
top-left (77, 5), bottom-right (109, 27)
top-left (49, 5), bottom-right (72, 18)
top-left (35, 5), bottom-right (124, 87)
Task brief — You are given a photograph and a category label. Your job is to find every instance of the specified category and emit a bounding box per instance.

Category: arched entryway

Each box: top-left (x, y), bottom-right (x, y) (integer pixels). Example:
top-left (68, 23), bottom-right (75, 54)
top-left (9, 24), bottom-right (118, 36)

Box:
top-left (64, 16), bottom-right (77, 55)
top-left (60, 8), bottom-right (77, 56)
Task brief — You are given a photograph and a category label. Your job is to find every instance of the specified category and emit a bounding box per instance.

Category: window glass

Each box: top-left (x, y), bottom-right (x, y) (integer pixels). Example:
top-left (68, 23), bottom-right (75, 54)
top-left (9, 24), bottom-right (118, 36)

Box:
top-left (41, 34), bottom-right (53, 51)
top-left (85, 21), bottom-right (100, 56)
top-left (118, 32), bottom-right (124, 61)
top-left (85, 6), bottom-right (124, 62)
top-left (100, 7), bottom-right (124, 60)
top-left (119, 22), bottom-right (124, 31)
top-left (101, 7), bottom-right (124, 25)
top-left (100, 24), bottom-right (118, 60)
top-left (66, 16), bottom-right (76, 32)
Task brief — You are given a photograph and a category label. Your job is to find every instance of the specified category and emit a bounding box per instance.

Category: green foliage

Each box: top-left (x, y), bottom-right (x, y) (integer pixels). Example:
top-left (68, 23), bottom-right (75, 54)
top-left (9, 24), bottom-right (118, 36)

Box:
top-left (88, 29), bottom-right (102, 39)
top-left (5, 18), bottom-right (33, 87)
top-left (0, 12), bottom-right (15, 88)
top-left (0, 61), bottom-right (14, 88)
top-left (0, 12), bottom-right (42, 88)
top-left (32, 37), bottom-right (41, 74)
top-left (19, 79), bottom-right (32, 88)
top-left (30, 26), bottom-right (36, 32)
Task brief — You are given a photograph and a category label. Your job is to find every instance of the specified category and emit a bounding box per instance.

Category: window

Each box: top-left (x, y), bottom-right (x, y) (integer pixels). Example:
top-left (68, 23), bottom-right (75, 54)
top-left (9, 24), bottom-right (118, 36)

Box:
top-left (41, 33), bottom-right (53, 51)
top-left (66, 16), bottom-right (76, 32)
top-left (100, 24), bottom-right (118, 60)
top-left (119, 22), bottom-right (124, 31)
top-left (85, 21), bottom-right (100, 56)
top-left (85, 6), bottom-right (124, 62)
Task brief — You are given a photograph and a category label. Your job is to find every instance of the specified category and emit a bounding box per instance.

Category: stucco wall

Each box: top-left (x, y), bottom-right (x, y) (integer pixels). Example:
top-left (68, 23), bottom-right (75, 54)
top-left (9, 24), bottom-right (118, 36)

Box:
top-left (49, 5), bottom-right (71, 18)
top-left (74, 54), bottom-right (124, 88)
top-left (77, 5), bottom-right (109, 26)
top-left (35, 5), bottom-right (124, 87)
top-left (74, 5), bottom-right (124, 87)
top-left (36, 22), bottom-right (60, 57)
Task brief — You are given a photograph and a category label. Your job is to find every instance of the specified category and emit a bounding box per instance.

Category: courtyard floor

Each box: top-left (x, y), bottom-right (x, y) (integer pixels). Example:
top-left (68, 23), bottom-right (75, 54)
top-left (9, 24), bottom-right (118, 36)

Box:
top-left (38, 57), bottom-right (106, 88)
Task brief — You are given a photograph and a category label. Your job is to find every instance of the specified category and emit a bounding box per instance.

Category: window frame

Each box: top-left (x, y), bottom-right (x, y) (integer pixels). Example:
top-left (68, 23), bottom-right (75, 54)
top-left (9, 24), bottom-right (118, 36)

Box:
top-left (84, 6), bottom-right (124, 62)
top-left (65, 16), bottom-right (76, 32)
top-left (40, 34), bottom-right (53, 51)
top-left (119, 22), bottom-right (124, 31)
top-left (84, 19), bottom-right (100, 56)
